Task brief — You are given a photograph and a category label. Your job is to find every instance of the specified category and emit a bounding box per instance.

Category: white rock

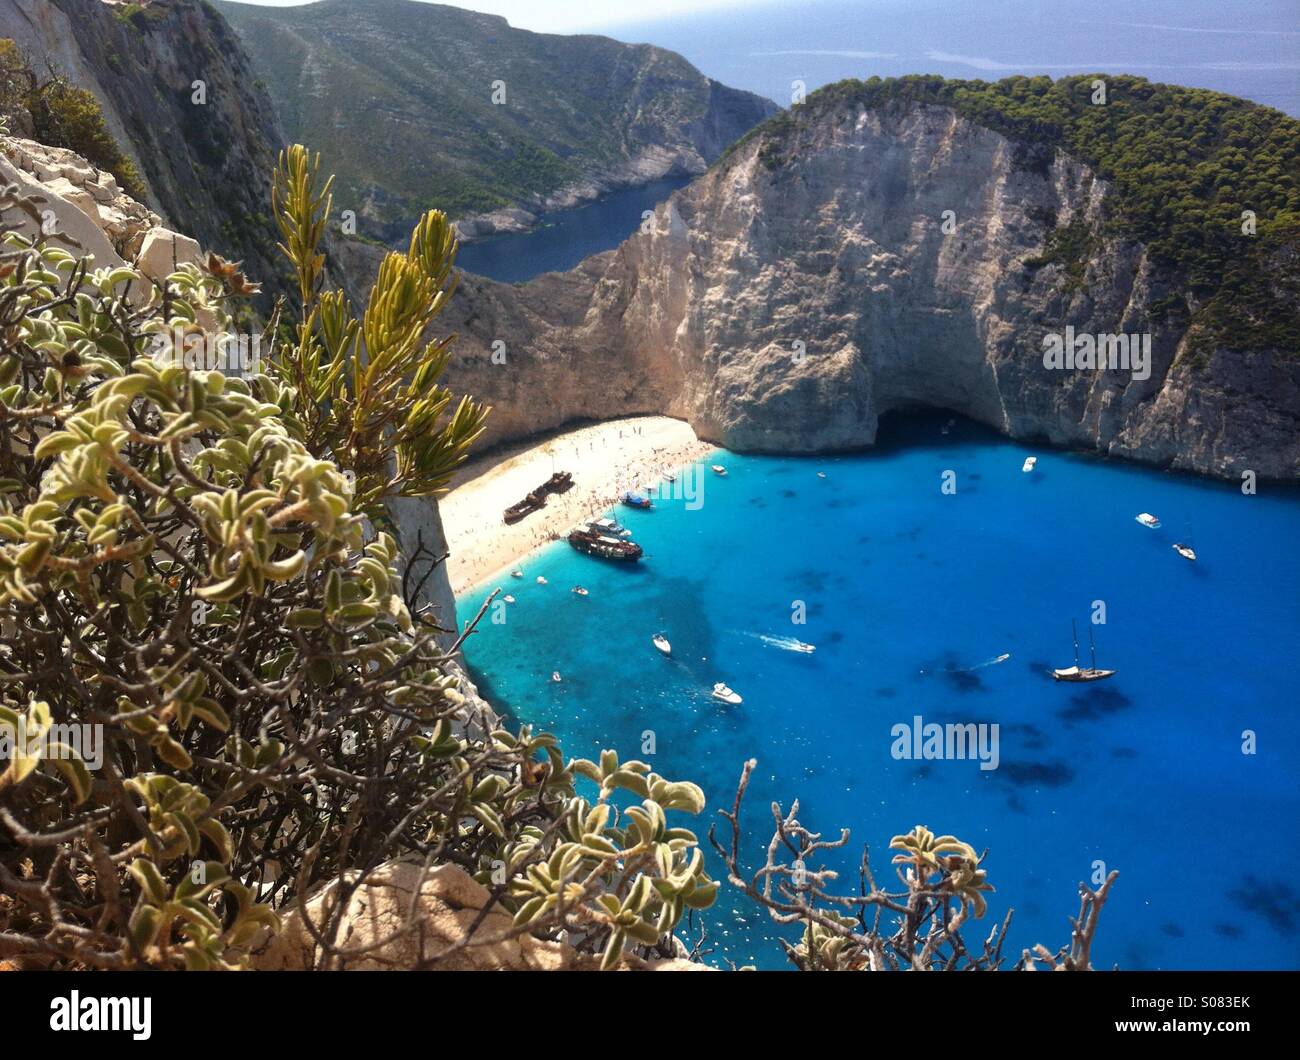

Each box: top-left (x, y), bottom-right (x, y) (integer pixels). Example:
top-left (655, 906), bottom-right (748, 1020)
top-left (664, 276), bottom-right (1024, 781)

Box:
top-left (136, 226), bottom-right (203, 283)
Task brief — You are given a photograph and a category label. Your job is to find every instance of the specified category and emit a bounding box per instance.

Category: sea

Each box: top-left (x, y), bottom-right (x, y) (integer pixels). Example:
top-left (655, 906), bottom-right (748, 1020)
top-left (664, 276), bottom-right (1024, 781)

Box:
top-left (456, 411), bottom-right (1300, 970)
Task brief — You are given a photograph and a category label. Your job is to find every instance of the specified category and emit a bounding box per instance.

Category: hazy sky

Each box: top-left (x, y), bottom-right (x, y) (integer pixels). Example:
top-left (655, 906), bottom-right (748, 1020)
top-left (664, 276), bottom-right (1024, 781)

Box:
top-left (225, 0), bottom-right (762, 33)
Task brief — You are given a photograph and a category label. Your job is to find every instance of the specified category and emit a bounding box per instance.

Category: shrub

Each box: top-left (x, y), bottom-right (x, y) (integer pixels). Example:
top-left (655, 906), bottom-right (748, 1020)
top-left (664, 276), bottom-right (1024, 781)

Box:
top-left (0, 38), bottom-right (146, 201)
top-left (0, 156), bottom-right (716, 970)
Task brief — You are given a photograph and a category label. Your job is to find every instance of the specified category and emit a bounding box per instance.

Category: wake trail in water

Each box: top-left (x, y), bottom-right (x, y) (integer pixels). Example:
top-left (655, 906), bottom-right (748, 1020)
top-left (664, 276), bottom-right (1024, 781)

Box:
top-left (730, 631), bottom-right (816, 652)
top-left (941, 653), bottom-right (1011, 673)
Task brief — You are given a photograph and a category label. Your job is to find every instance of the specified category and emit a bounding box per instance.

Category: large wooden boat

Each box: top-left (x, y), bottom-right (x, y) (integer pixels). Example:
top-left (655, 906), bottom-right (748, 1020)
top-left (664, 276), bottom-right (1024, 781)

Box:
top-left (503, 491), bottom-right (547, 524)
top-left (567, 529), bottom-right (643, 561)
top-left (543, 471), bottom-right (574, 494)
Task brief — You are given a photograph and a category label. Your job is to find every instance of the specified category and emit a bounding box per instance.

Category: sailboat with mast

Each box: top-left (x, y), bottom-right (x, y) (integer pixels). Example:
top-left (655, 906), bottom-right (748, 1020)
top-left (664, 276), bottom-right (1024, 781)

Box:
top-left (1051, 620), bottom-right (1117, 683)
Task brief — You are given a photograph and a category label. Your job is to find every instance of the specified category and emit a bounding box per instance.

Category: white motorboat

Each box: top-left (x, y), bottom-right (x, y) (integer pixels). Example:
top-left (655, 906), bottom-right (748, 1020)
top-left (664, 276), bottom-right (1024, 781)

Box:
top-left (588, 517), bottom-right (631, 538)
top-left (1135, 513), bottom-right (1161, 529)
top-left (652, 634), bottom-right (672, 656)
top-left (551, 671), bottom-right (562, 683)
top-left (1172, 543), bottom-right (1197, 561)
top-left (711, 465), bottom-right (727, 476)
top-left (1022, 456), bottom-right (1038, 473)
top-left (503, 594), bottom-right (515, 604)
top-left (536, 575), bottom-right (548, 584)
top-left (711, 682), bottom-right (743, 705)
top-left (511, 569), bottom-right (523, 578)
top-left (816, 471), bottom-right (827, 479)
top-left (572, 586), bottom-right (589, 596)
top-left (790, 640), bottom-right (816, 654)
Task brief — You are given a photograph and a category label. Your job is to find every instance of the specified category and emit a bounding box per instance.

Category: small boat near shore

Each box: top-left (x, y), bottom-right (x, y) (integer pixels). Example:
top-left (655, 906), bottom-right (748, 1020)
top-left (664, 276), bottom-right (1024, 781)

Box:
top-left (652, 634), bottom-right (672, 656)
top-left (1051, 620), bottom-right (1117, 683)
top-left (711, 682), bottom-right (742, 705)
top-left (711, 465), bottom-right (728, 476)
top-left (572, 586), bottom-right (589, 596)
top-left (1136, 512), bottom-right (1161, 529)
top-left (568, 529), bottom-right (644, 561)
top-left (511, 569), bottom-right (523, 578)
top-left (1173, 542), bottom-right (1197, 561)
top-left (621, 491), bottom-right (653, 510)
top-left (1022, 456), bottom-right (1038, 473)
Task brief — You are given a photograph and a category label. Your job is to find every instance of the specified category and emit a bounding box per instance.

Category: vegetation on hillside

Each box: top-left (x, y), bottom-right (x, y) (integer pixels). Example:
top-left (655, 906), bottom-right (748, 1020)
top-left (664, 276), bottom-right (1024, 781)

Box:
top-left (732, 74), bottom-right (1300, 356)
top-left (0, 39), bottom-right (146, 200)
top-left (212, 0), bottom-right (774, 240)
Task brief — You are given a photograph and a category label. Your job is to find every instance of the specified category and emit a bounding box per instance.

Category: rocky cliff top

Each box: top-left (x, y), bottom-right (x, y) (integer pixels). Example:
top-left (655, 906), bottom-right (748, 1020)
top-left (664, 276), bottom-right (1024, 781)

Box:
top-left (0, 0), bottom-right (290, 304)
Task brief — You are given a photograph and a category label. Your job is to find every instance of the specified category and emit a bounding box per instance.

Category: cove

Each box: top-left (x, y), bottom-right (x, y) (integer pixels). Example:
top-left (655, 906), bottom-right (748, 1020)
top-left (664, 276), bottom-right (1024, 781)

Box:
top-left (455, 176), bottom-right (692, 284)
top-left (456, 411), bottom-right (1300, 970)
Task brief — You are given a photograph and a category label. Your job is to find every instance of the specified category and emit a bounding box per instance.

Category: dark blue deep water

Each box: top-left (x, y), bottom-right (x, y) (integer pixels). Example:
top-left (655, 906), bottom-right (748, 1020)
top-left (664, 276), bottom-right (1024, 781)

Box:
top-left (457, 413), bottom-right (1300, 970)
top-left (456, 176), bottom-right (691, 283)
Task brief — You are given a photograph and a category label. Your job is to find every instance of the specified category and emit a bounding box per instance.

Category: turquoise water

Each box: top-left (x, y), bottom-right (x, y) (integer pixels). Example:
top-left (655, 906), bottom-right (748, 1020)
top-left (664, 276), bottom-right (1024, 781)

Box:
top-left (456, 176), bottom-right (691, 284)
top-left (456, 412), bottom-right (1300, 969)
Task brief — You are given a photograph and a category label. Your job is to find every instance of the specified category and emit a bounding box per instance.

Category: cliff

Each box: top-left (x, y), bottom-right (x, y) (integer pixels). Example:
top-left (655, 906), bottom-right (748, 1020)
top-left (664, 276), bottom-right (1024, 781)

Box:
top-left (0, 0), bottom-right (290, 303)
top-left (431, 78), bottom-right (1300, 481)
top-left (213, 0), bottom-right (778, 243)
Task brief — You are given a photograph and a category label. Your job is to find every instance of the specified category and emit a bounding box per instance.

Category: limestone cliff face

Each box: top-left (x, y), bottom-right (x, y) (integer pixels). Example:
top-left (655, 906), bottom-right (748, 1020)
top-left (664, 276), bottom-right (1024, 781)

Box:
top-left (434, 103), bottom-right (1299, 481)
top-left (0, 0), bottom-right (290, 303)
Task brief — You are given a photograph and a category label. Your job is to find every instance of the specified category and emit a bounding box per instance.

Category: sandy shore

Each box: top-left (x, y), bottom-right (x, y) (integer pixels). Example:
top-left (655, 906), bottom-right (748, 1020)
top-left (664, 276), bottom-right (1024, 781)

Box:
top-left (439, 416), bottom-right (715, 596)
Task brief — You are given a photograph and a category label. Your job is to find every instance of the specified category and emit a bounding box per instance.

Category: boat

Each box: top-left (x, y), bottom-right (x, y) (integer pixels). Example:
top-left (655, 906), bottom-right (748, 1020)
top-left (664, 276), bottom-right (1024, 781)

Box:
top-left (711, 682), bottom-right (743, 705)
top-left (543, 471), bottom-right (574, 494)
top-left (511, 569), bottom-right (523, 578)
top-left (817, 471), bottom-right (827, 479)
top-left (588, 517), bottom-right (631, 538)
top-left (503, 594), bottom-right (515, 604)
top-left (567, 529), bottom-right (644, 561)
top-left (551, 672), bottom-right (562, 683)
top-left (1135, 512), bottom-right (1161, 528)
top-left (1051, 620), bottom-right (1117, 683)
top-left (572, 586), bottom-right (589, 596)
top-left (790, 640), bottom-right (816, 654)
top-left (1172, 543), bottom-right (1197, 561)
top-left (503, 491), bottom-right (547, 524)
top-left (536, 576), bottom-right (548, 585)
top-left (621, 491), bottom-right (653, 510)
top-left (1022, 456), bottom-right (1038, 472)
top-left (711, 465), bottom-right (727, 476)
top-left (652, 634), bottom-right (672, 656)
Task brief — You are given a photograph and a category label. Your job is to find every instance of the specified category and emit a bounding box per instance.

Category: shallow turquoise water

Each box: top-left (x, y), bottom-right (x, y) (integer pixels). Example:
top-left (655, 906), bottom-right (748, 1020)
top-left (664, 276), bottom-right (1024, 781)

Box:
top-left (456, 413), bottom-right (1300, 969)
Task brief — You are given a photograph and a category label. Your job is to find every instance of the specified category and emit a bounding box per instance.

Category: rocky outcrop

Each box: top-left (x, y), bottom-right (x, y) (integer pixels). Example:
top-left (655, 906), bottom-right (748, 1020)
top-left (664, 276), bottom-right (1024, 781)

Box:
top-left (252, 859), bottom-right (709, 971)
top-left (0, 134), bottom-right (203, 281)
top-left (214, 0), bottom-right (777, 244)
top-left (430, 102), bottom-right (1299, 481)
top-left (0, 0), bottom-right (290, 303)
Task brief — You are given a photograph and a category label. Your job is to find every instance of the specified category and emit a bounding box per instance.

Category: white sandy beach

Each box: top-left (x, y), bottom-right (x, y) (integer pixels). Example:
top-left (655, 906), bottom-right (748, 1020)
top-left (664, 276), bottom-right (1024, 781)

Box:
top-left (439, 416), bottom-right (716, 596)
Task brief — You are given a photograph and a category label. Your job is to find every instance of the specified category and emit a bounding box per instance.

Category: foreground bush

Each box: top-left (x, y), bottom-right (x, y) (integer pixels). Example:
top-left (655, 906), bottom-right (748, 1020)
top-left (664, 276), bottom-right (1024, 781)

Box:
top-left (0, 154), bottom-right (715, 969)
